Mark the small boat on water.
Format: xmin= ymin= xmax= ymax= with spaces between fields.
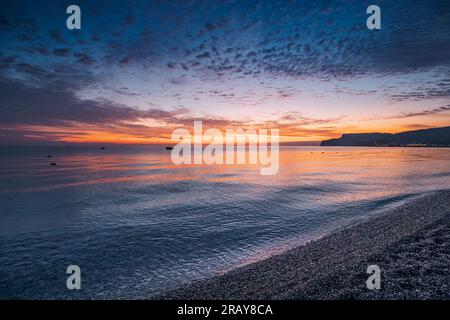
xmin=165 ymin=146 xmax=174 ymax=150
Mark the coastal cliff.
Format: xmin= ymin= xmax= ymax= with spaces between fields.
xmin=321 ymin=126 xmax=450 ymax=147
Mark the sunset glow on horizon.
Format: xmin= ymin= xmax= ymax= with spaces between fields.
xmin=1 ymin=0 xmax=449 ymax=145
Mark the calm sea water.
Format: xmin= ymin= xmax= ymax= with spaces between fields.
xmin=1 ymin=145 xmax=450 ymax=299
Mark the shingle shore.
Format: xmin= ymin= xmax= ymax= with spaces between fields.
xmin=160 ymin=190 xmax=450 ymax=299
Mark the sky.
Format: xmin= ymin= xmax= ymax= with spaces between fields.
xmin=0 ymin=0 xmax=449 ymax=145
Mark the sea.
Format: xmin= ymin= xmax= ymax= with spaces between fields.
xmin=1 ymin=145 xmax=450 ymax=298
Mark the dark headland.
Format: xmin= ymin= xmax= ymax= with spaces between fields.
xmin=160 ymin=191 xmax=450 ymax=299
xmin=321 ymin=126 xmax=450 ymax=147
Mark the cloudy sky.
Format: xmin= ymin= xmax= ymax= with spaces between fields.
xmin=1 ymin=0 xmax=449 ymax=144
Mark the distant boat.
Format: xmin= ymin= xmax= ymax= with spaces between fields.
xmin=100 ymin=147 xmax=106 ymax=150
xmin=50 ymin=162 xmax=57 ymax=166
xmin=165 ymin=146 xmax=174 ymax=150
xmin=47 ymin=155 xmax=52 ymax=158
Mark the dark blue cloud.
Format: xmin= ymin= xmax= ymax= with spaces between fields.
xmin=2 ymin=0 xmax=449 ymax=78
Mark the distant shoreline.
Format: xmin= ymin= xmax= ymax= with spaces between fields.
xmin=320 ymin=145 xmax=450 ymax=148
xmin=161 ymin=190 xmax=450 ymax=299
xmin=320 ymin=126 xmax=450 ymax=147
xmin=1 ymin=144 xmax=450 ymax=149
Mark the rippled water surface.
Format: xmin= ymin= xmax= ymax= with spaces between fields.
xmin=1 ymin=146 xmax=450 ymax=298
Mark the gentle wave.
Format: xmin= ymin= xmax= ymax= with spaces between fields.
xmin=1 ymin=146 xmax=450 ymax=298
